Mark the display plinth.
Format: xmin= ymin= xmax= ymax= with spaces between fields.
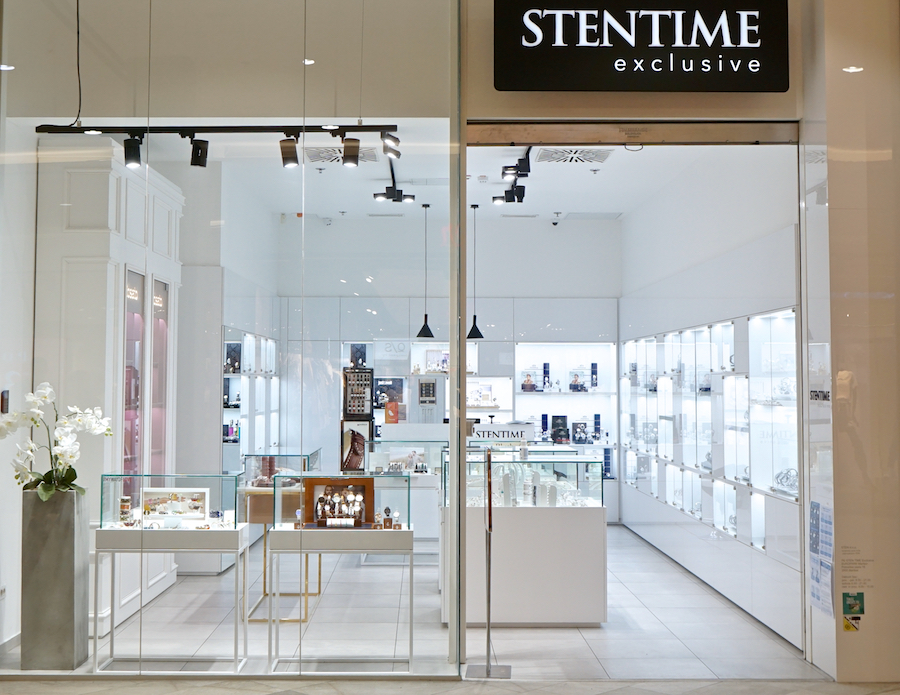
xmin=465 ymin=506 xmax=607 ymax=625
xmin=21 ymin=490 xmax=90 ymax=671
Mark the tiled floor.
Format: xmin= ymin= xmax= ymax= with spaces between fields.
xmin=0 ymin=525 xmax=828 ymax=681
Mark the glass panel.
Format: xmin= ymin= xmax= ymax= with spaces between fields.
xmin=150 ymin=280 xmax=169 ymax=476
xmin=124 ymin=271 xmax=145 ymax=489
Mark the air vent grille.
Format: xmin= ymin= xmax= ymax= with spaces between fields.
xmin=536 ymin=148 xmax=613 ymax=164
xmin=805 ymin=149 xmax=827 ymax=164
xmin=367 ymin=213 xmax=404 ymax=218
xmin=305 ymin=147 xmax=378 ymax=164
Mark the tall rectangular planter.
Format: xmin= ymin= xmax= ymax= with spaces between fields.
xmin=21 ymin=489 xmax=89 ymax=670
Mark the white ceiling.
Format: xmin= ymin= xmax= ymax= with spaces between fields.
xmin=27 ymin=116 xmax=735 ymax=223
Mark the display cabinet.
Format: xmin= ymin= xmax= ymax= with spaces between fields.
xmin=620 ymin=309 xmax=799 ymax=551
xmin=272 ymin=473 xmax=411 ymax=529
xmin=366 ymin=439 xmax=445 ymax=473
xmin=462 ymin=456 xmax=605 ymax=508
xmin=100 ymin=473 xmax=243 ymax=530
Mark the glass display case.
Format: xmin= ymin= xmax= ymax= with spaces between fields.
xmin=272 ymin=473 xmax=411 ymax=529
xmin=100 ymin=473 xmax=243 ymax=530
xmin=749 ymin=310 xmax=799 ymax=499
xmin=619 ymin=309 xmax=799 ymax=557
xmin=366 ymin=440 xmax=445 ymax=473
xmin=463 ymin=457 xmax=604 ymax=508
xmin=243 ymin=450 xmax=323 ymax=484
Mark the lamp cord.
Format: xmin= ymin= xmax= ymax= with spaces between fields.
xmin=66 ymin=0 xmax=82 ymax=127
xmin=423 ymin=205 xmax=428 ymax=310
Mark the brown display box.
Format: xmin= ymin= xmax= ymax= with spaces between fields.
xmin=302 ymin=476 xmax=375 ymax=524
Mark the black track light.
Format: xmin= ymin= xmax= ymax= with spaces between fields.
xmin=342 ymin=137 xmax=360 ymax=167
xmin=504 ymin=189 xmax=515 ymax=203
xmin=383 ymin=142 xmax=401 ymax=159
xmin=124 ymin=137 xmax=142 ymax=169
xmin=280 ymin=138 xmax=299 ymax=168
xmin=402 ymin=193 xmax=415 ymax=203
xmin=516 ymin=155 xmax=531 ymax=178
xmin=502 ymin=165 xmax=517 ymax=181
xmin=514 ymin=185 xmax=525 ymax=203
xmin=374 ymin=191 xmax=388 ymax=201
xmin=190 ymin=138 xmax=209 ymax=167
xmin=492 ymin=195 xmax=505 ymax=205
xmin=381 ymin=132 xmax=400 ymax=147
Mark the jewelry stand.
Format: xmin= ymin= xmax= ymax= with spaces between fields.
xmin=466 ymin=449 xmax=511 ymax=679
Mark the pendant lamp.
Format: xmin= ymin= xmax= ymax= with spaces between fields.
xmin=416 ymin=204 xmax=434 ymax=338
xmin=467 ymin=204 xmax=484 ymax=340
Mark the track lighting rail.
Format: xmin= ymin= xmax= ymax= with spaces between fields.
xmin=35 ymin=124 xmax=399 ymax=139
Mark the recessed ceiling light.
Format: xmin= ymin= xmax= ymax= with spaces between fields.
xmin=843 ymin=66 xmax=864 ymax=73
xmin=0 ymin=65 xmax=15 ymax=71
xmin=303 ymin=58 xmax=315 ymax=65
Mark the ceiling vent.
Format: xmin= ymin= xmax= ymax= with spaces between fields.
xmin=305 ymin=147 xmax=378 ymax=164
xmin=367 ymin=213 xmax=404 ymax=218
xmin=565 ymin=212 xmax=622 ymax=220
xmin=805 ymin=149 xmax=827 ymax=165
xmin=500 ymin=213 xmax=539 ymax=218
xmin=536 ymin=148 xmax=613 ymax=164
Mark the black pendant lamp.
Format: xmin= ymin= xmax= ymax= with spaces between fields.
xmin=467 ymin=204 xmax=484 ymax=340
xmin=416 ymin=204 xmax=434 ymax=338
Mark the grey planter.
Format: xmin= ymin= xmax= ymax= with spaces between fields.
xmin=21 ymin=489 xmax=89 ymax=670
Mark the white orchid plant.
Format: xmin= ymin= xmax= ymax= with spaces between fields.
xmin=0 ymin=382 xmax=112 ymax=501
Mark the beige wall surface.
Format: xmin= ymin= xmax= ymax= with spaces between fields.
xmin=4 ymin=0 xmax=454 ymax=119
xmin=465 ymin=0 xmax=804 ymax=121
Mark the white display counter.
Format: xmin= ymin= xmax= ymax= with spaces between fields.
xmin=465 ymin=506 xmax=607 ymax=626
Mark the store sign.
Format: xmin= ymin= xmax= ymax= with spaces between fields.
xmin=494 ymin=0 xmax=789 ymax=92
xmin=471 ymin=424 xmax=531 ymax=440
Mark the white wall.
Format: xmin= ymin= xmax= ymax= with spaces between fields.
xmin=619 ymin=145 xmax=799 ymax=339
xmin=0 ymin=118 xmax=37 ymax=651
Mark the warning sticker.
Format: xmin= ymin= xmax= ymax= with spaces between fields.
xmin=843 ymin=616 xmax=861 ymax=631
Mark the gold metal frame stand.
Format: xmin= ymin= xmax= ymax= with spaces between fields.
xmin=244 ymin=525 xmax=322 ymax=623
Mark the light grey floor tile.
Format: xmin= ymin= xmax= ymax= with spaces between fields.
xmin=646 ymin=607 xmax=753 ymax=625
xmin=681 ymin=638 xmax=798 ymax=660
xmin=498 ymin=659 xmax=611 ymax=680
xmin=663 ymin=620 xmax=772 ymax=641
xmin=600 ymin=657 xmax=717 ymax=679
xmin=588 ymin=638 xmax=696 ymax=659
xmin=637 ymin=594 xmax=730 ymax=610
xmin=490 ymin=638 xmax=597 ymax=661
xmin=700 ymin=657 xmax=830 ymax=679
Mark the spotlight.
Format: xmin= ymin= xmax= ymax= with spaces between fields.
xmin=124 ymin=137 xmax=142 ymax=169
xmin=322 ymin=124 xmax=339 ymax=131
xmin=383 ymin=142 xmax=401 ymax=159
xmin=84 ymin=129 xmax=102 ymax=135
xmin=393 ymin=188 xmax=404 ymax=202
xmin=190 ymin=138 xmax=209 ymax=167
xmin=0 ymin=64 xmax=14 ymax=71
xmin=502 ymin=165 xmax=517 ymax=181
xmin=381 ymin=132 xmax=400 ymax=147
xmin=504 ymin=189 xmax=515 ymax=203
xmin=516 ymin=156 xmax=530 ymax=177
xmin=303 ymin=58 xmax=315 ymax=65
xmin=402 ymin=194 xmax=415 ymax=203
xmin=342 ymin=137 xmax=360 ymax=167
xmin=492 ymin=195 xmax=505 ymax=205
xmin=374 ymin=191 xmax=388 ymax=201
xmin=280 ymin=137 xmax=299 ymax=168
xmin=514 ymin=185 xmax=525 ymax=203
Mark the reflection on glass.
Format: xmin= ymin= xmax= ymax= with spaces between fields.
xmin=150 ymin=280 xmax=168 ymax=476
xmin=124 ymin=271 xmax=145 ymax=490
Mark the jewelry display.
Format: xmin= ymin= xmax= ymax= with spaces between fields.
xmin=774 ymin=468 xmax=799 ymax=493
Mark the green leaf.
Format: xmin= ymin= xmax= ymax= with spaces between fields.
xmin=70 ymin=483 xmax=86 ymax=496
xmin=22 ymin=480 xmax=39 ymax=491
xmin=36 ymin=482 xmax=56 ymax=501
xmin=42 ymin=470 xmax=55 ymax=485
xmin=62 ymin=466 xmax=77 ymax=485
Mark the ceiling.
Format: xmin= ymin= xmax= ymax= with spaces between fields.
xmin=26 ymin=116 xmax=749 ymax=223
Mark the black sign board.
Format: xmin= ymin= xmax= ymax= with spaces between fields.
xmin=494 ymin=0 xmax=789 ymax=92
